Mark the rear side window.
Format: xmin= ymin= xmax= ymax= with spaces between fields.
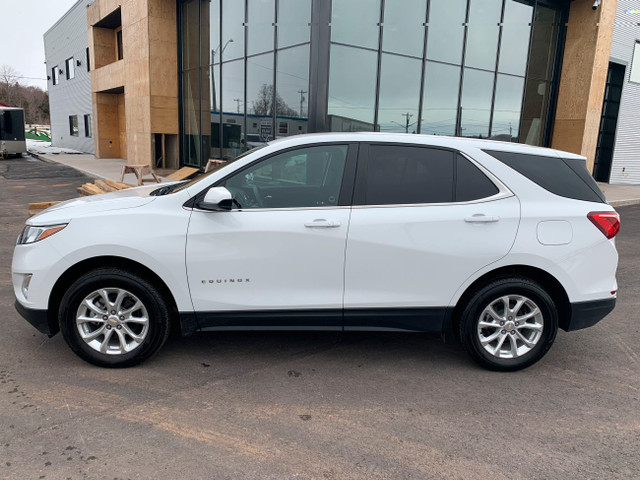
xmin=483 ymin=150 xmax=605 ymax=203
xmin=364 ymin=145 xmax=454 ymax=205
xmin=455 ymin=154 xmax=499 ymax=201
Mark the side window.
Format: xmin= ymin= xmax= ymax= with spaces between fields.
xmin=224 ymin=145 xmax=348 ymax=209
xmin=364 ymin=145 xmax=454 ymax=205
xmin=455 ymin=154 xmax=499 ymax=201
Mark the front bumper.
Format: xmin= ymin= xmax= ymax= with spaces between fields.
xmin=561 ymin=297 xmax=616 ymax=332
xmin=14 ymin=300 xmax=57 ymax=336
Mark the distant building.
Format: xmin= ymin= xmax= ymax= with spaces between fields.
xmin=593 ymin=0 xmax=640 ymax=184
xmin=44 ymin=0 xmax=94 ymax=154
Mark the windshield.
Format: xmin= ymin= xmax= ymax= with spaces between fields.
xmin=169 ymin=146 xmax=267 ymax=195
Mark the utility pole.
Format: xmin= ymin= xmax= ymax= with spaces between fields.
xmin=298 ymin=89 xmax=307 ymax=118
xmin=234 ymin=98 xmax=242 ymax=113
xmin=401 ymin=112 xmax=413 ymax=133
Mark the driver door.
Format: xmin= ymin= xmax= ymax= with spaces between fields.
xmin=185 ymin=143 xmax=356 ymax=329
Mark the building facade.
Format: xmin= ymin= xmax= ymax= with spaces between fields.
xmin=592 ymin=0 xmax=640 ymax=184
xmin=44 ymin=0 xmax=94 ymax=154
xmin=80 ymin=0 xmax=618 ymax=178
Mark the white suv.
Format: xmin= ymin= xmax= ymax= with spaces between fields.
xmin=12 ymin=133 xmax=619 ymax=370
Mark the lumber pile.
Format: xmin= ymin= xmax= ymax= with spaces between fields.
xmin=166 ymin=166 xmax=199 ymax=181
xmin=77 ymin=179 xmax=131 ymax=196
xmin=28 ymin=201 xmax=63 ymax=217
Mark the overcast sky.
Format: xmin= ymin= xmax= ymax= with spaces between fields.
xmin=1 ymin=0 xmax=79 ymax=90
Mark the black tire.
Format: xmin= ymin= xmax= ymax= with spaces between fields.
xmin=59 ymin=268 xmax=171 ymax=368
xmin=459 ymin=277 xmax=558 ymax=371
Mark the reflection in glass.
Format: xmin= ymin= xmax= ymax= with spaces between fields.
xmin=247 ymin=0 xmax=275 ymax=56
xmin=382 ymin=0 xmax=426 ymax=58
xmin=527 ymin=5 xmax=560 ymax=80
xmin=465 ymin=0 xmax=502 ymax=71
xmin=276 ymin=45 xmax=310 ymax=136
xmin=499 ymin=0 xmax=533 ymax=76
xmin=247 ymin=53 xmax=275 ymax=144
xmin=221 ymin=59 xmax=245 ymax=158
xmin=221 ymin=0 xmax=244 ymax=62
xmin=460 ymin=68 xmax=494 ymax=138
xmin=422 ymin=62 xmax=461 ymax=136
xmin=182 ymin=0 xmax=200 ymax=70
xmin=278 ymin=0 xmax=311 ymax=48
xmin=331 ymin=0 xmax=381 ymax=50
xmin=377 ymin=54 xmax=421 ymax=133
xmin=210 ymin=63 xmax=222 ymax=158
xmin=491 ymin=74 xmax=525 ymax=142
xmin=207 ymin=0 xmax=220 ymax=66
xmin=182 ymin=69 xmax=201 ymax=166
xmin=426 ymin=0 xmax=466 ymax=65
xmin=328 ymin=44 xmax=377 ymax=130
xmin=520 ymin=79 xmax=549 ymax=146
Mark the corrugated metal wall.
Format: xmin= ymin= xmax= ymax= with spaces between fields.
xmin=43 ymin=0 xmax=94 ymax=154
xmin=609 ymin=0 xmax=640 ymax=184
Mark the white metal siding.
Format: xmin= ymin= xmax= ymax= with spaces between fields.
xmin=43 ymin=0 xmax=94 ymax=154
xmin=609 ymin=0 xmax=640 ymax=184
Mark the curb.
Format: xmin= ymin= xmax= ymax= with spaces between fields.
xmin=609 ymin=199 xmax=640 ymax=208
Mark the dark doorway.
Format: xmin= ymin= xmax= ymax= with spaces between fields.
xmin=593 ymin=62 xmax=625 ymax=182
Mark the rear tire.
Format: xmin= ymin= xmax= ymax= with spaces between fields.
xmin=59 ymin=268 xmax=171 ymax=368
xmin=459 ymin=277 xmax=558 ymax=371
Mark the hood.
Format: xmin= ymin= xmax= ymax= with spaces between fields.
xmin=28 ymin=184 xmax=162 ymax=225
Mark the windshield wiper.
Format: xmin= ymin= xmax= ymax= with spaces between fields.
xmin=150 ymin=181 xmax=187 ymax=196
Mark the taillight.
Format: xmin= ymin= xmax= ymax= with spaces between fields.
xmin=588 ymin=211 xmax=620 ymax=239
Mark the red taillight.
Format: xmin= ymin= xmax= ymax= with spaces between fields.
xmin=588 ymin=211 xmax=620 ymax=239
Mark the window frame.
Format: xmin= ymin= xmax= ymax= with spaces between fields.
xmin=629 ymin=41 xmax=640 ymax=84
xmin=352 ymin=142 xmax=511 ymax=207
xmin=52 ymin=66 xmax=59 ymax=85
xmin=84 ymin=114 xmax=92 ymax=138
xmin=65 ymin=57 xmax=75 ymax=80
xmin=69 ymin=115 xmax=79 ymax=137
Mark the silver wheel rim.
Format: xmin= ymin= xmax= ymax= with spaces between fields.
xmin=477 ymin=294 xmax=544 ymax=359
xmin=76 ymin=288 xmax=149 ymax=355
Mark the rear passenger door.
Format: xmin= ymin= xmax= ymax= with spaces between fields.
xmin=343 ymin=144 xmax=520 ymax=331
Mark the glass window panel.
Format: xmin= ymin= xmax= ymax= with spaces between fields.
xmin=206 ymin=0 xmax=220 ymax=66
xmin=491 ymin=74 xmax=524 ymax=142
xmin=630 ymin=42 xmax=640 ymax=83
xmin=210 ymin=63 xmax=222 ymax=158
xmin=499 ymin=0 xmax=533 ymax=76
xmin=465 ymin=0 xmax=502 ymax=71
xmin=365 ymin=146 xmax=454 ymax=205
xmin=278 ymin=0 xmax=311 ymax=48
xmin=460 ymin=68 xmax=494 ymax=138
xmin=328 ymin=44 xmax=377 ymax=130
xmin=221 ymin=0 xmax=245 ymax=62
xmin=200 ymin=67 xmax=213 ymax=164
xmin=331 ymin=0 xmax=381 ymax=50
xmin=182 ymin=68 xmax=201 ymax=166
xmin=526 ymin=5 xmax=560 ymax=80
xmin=276 ymin=45 xmax=310 ymax=136
xmin=182 ymin=0 xmax=200 ymax=70
xmin=422 ymin=62 xmax=461 ymax=136
xmin=382 ymin=0 xmax=427 ymax=58
xmin=247 ymin=52 xmax=275 ymax=145
xmin=520 ymin=79 xmax=549 ymax=146
xmin=377 ymin=54 xmax=421 ymax=133
xmin=224 ymin=145 xmax=348 ymax=209
xmin=248 ymin=0 xmax=275 ymax=56
xmin=455 ymin=154 xmax=499 ymax=201
xmin=426 ymin=0 xmax=466 ymax=65
xmin=221 ymin=59 xmax=245 ymax=158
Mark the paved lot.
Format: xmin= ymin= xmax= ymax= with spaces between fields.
xmin=1 ymin=156 xmax=639 ymax=479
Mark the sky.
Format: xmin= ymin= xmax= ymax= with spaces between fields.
xmin=0 ymin=0 xmax=80 ymax=90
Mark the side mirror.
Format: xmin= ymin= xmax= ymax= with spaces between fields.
xmin=198 ymin=186 xmax=233 ymax=211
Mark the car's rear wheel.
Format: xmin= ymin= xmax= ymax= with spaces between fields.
xmin=459 ymin=277 xmax=558 ymax=371
xmin=59 ymin=268 xmax=170 ymax=367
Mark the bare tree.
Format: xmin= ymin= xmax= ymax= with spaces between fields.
xmin=0 ymin=65 xmax=49 ymax=124
xmin=0 ymin=64 xmax=19 ymax=105
xmin=251 ymin=84 xmax=299 ymax=118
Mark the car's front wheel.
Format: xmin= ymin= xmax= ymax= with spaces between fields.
xmin=459 ymin=277 xmax=558 ymax=371
xmin=59 ymin=268 xmax=171 ymax=367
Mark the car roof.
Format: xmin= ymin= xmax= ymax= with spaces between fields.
xmin=267 ymin=132 xmax=585 ymax=160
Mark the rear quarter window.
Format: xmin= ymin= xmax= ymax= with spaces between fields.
xmin=483 ymin=150 xmax=606 ymax=204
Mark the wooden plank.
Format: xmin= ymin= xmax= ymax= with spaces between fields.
xmin=77 ymin=186 xmax=93 ymax=196
xmin=104 ymin=179 xmax=132 ymax=190
xmin=81 ymin=183 xmax=105 ymax=196
xmin=28 ymin=201 xmax=62 ymax=210
xmin=166 ymin=166 xmax=199 ymax=181
xmin=94 ymin=179 xmax=117 ymax=193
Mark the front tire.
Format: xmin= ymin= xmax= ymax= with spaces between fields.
xmin=459 ymin=277 xmax=558 ymax=371
xmin=59 ymin=268 xmax=171 ymax=367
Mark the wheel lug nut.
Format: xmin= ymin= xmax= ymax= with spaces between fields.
xmin=508 ymin=316 xmax=513 ymax=320
xmin=510 ymin=330 xmax=515 ymax=335
xmin=116 ymin=325 xmax=122 ymax=330
xmin=111 ymin=311 xmax=116 ymax=315
xmin=119 ymin=316 xmax=124 ymax=321
xmin=106 ymin=325 xmax=112 ymax=330
xmin=501 ymin=330 xmax=506 ymax=334
xmin=500 ymin=321 xmax=505 ymax=326
xmin=103 ymin=315 xmax=107 ymax=320
xmin=515 ymin=322 xmax=519 ymax=326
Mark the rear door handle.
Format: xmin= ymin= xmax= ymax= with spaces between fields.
xmin=464 ymin=214 xmax=500 ymax=223
xmin=304 ymin=219 xmax=341 ymax=228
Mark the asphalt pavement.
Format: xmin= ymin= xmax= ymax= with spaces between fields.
xmin=1 ymin=155 xmax=639 ymax=479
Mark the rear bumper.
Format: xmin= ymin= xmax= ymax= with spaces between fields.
xmin=14 ymin=300 xmax=57 ymax=336
xmin=562 ymin=298 xmax=616 ymax=332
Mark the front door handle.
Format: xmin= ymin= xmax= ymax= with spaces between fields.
xmin=464 ymin=214 xmax=500 ymax=223
xmin=304 ymin=219 xmax=341 ymax=228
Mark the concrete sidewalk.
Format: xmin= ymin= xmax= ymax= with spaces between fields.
xmin=28 ymin=151 xmax=640 ymax=207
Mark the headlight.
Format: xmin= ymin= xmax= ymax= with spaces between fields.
xmin=17 ymin=224 xmax=67 ymax=245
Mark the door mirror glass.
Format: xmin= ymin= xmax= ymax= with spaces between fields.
xmin=199 ymin=186 xmax=233 ymax=211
